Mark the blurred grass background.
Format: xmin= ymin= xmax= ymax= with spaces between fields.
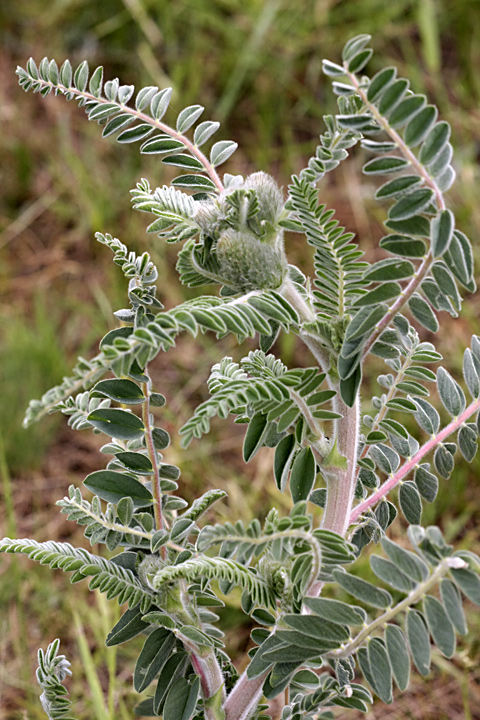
xmin=1 ymin=0 xmax=480 ymax=718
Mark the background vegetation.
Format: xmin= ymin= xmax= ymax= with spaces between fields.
xmin=1 ymin=1 xmax=480 ymax=718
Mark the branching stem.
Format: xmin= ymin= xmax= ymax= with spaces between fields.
xmin=350 ymin=396 xmax=480 ymax=523
xmin=141 ymin=374 xmax=167 ymax=549
xmin=321 ymin=393 xmax=360 ymax=538
xmin=356 ymin=345 xmax=415 ymax=472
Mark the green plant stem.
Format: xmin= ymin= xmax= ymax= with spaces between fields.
xmin=331 ymin=556 xmax=465 ymax=659
xmin=141 ymin=376 xmax=166 ymax=547
xmin=281 ymin=278 xmax=361 ymax=540
xmin=321 ymin=393 xmax=360 ymax=538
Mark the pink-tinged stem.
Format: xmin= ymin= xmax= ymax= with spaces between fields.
xmin=189 ymin=651 xmax=225 ymax=719
xmin=350 ymin=396 xmax=480 ymax=524
xmin=321 ymin=394 xmax=361 ymax=537
xmin=224 ymin=671 xmax=269 ymax=720
xmin=361 ymin=255 xmax=432 ymax=359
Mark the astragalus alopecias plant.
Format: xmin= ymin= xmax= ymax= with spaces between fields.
xmin=3 ymin=34 xmax=480 ymax=720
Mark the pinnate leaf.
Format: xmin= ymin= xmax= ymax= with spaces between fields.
xmin=210 ymin=140 xmax=238 ymax=167
xmin=389 ymin=94 xmax=426 ymax=128
xmin=381 ymin=536 xmax=428 ymax=582
xmin=342 ymin=34 xmax=372 ymax=61
xmin=363 ymin=156 xmax=409 ymax=175
xmin=404 ymin=105 xmax=437 ymax=147
xmin=91 ymin=378 xmax=145 ymax=404
xmin=194 ymin=121 xmax=220 ymax=146
xmin=366 ymin=67 xmax=396 ymax=102
xmin=176 ymin=105 xmax=204 ymax=133
xmin=150 ymin=88 xmax=172 ymax=119
xmin=162 ymin=675 xmax=199 ymax=720
xmin=243 ymin=414 xmax=269 ymax=462
xmin=379 ymin=234 xmax=426 ymax=258
xmin=74 ymin=60 xmax=89 ymax=91
xmin=388 ymin=188 xmax=434 ymax=221
xmin=303 ymin=597 xmax=366 ymax=625
xmin=348 ymin=48 xmax=373 ymax=73
xmin=353 ymin=282 xmax=401 ymax=307
xmin=440 ymin=579 xmax=467 ymax=635
xmin=450 ymin=566 xmax=480 ymax=605
xmin=414 ymin=465 xmax=438 ymax=502
xmin=370 ymin=556 xmax=413 ymax=593
xmin=117 ymin=124 xmax=154 ymax=144
xmin=106 ymin=606 xmax=149 ymax=647
xmin=437 ymin=367 xmax=465 ymax=417
xmin=375 ymin=175 xmax=422 ymax=199
xmin=408 ymin=294 xmax=439 ymax=333
xmin=431 ymin=210 xmax=454 ymax=258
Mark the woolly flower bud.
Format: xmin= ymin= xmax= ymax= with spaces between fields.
xmin=137 ymin=553 xmax=165 ymax=590
xmin=244 ymin=171 xmax=284 ymax=225
xmin=193 ymin=200 xmax=221 ymax=234
xmin=216 ymin=228 xmax=287 ymax=292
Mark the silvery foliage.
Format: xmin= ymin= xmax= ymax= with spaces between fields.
xmin=2 ymin=34 xmax=480 ymax=720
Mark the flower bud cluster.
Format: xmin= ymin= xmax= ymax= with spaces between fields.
xmin=194 ymin=171 xmax=288 ymax=292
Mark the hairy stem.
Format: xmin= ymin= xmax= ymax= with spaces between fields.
xmin=281 ymin=277 xmax=361 ymax=600
xmin=362 ymin=256 xmax=433 ymax=358
xmin=224 ymin=671 xmax=268 ymax=720
xmin=350 ymin=396 xmax=480 ymax=523
xmin=224 ymin=281 xmax=339 ymax=719
xmin=188 ymin=649 xmax=225 ymax=719
xmin=141 ymin=376 xmax=166 ymax=549
xmin=321 ymin=393 xmax=361 ymax=537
